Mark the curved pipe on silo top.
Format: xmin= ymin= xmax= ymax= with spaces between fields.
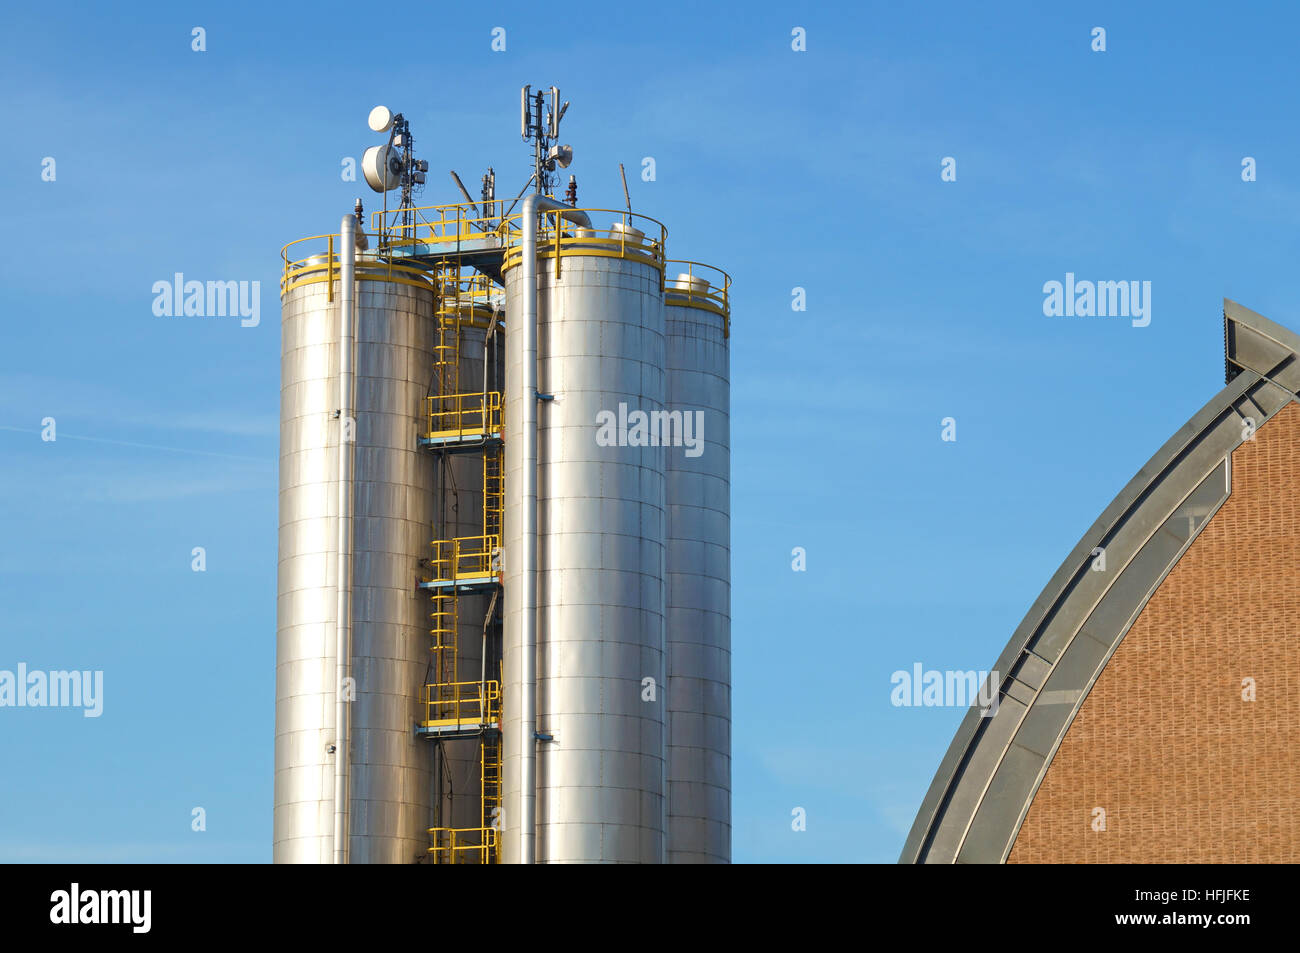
xmin=664 ymin=272 xmax=731 ymax=863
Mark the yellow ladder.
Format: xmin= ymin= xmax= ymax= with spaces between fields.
xmin=480 ymin=727 xmax=502 ymax=864
xmin=483 ymin=447 xmax=504 ymax=542
xmin=433 ymin=266 xmax=462 ymax=421
xmin=426 ymin=681 xmax=502 ymax=864
xmin=424 ymin=263 xmax=505 ymax=865
xmin=429 ymin=595 xmax=458 ymax=711
xmin=428 ymin=539 xmax=459 ymax=714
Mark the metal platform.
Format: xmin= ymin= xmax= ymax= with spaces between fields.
xmin=418 ymin=574 xmax=499 ymax=594
xmin=382 ymin=235 xmax=505 ymax=283
xmin=418 ymin=432 xmax=503 ymax=452
xmin=417 ymin=720 xmax=502 ymax=739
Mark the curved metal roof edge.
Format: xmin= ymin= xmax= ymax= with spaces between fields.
xmin=1224 ymin=297 xmax=1300 ymax=382
xmin=900 ymin=300 xmax=1300 ymax=864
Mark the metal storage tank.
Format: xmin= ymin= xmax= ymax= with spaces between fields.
xmin=501 ymin=215 xmax=669 ymax=863
xmin=663 ymin=268 xmax=732 ymax=863
xmin=275 ymin=242 xmax=437 ymax=863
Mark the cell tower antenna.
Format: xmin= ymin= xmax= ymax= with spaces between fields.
xmin=520 ymin=84 xmax=573 ymax=197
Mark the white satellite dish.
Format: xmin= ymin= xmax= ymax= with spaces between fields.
xmin=362 ymin=144 xmax=402 ymax=192
xmin=368 ymin=105 xmax=394 ymax=133
xmin=547 ymin=143 xmax=574 ymax=169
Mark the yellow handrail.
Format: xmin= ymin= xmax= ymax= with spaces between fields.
xmin=426 ymin=826 xmax=498 ymax=863
xmin=425 ymin=391 xmax=502 ymax=439
xmin=372 ymin=199 xmax=512 ymax=248
xmin=665 ymin=259 xmax=732 ymax=335
xmin=280 ymin=232 xmax=435 ymax=296
xmin=499 ymin=206 xmax=668 ymax=276
xmin=287 ymin=202 xmax=675 ymax=297
xmin=427 ymin=535 xmax=501 ymax=583
xmin=421 ymin=679 xmax=501 ymax=727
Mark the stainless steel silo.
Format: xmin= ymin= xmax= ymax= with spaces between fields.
xmin=276 ymin=238 xmax=437 ymax=864
xmin=664 ymin=269 xmax=731 ymax=863
xmin=501 ymin=209 xmax=668 ymax=863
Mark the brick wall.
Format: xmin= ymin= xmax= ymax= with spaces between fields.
xmin=1009 ymin=400 xmax=1300 ymax=863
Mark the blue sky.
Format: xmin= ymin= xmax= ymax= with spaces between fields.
xmin=3 ymin=1 xmax=1300 ymax=862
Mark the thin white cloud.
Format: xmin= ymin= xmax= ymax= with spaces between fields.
xmin=0 ymin=433 xmax=272 ymax=504
xmin=0 ymin=426 xmax=271 ymax=463
xmin=0 ymin=374 xmax=276 ymax=439
xmin=0 ymin=842 xmax=263 ymax=862
xmin=80 ymin=472 xmax=270 ymax=504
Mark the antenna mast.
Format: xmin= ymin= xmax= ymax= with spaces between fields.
xmin=521 ymin=85 xmax=572 ymax=196
xmin=618 ymin=163 xmax=632 ymax=215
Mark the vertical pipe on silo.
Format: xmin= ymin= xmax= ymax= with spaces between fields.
xmin=518 ymin=196 xmax=540 ymax=865
xmin=514 ymin=195 xmax=592 ymax=864
xmin=333 ymin=214 xmax=356 ymax=864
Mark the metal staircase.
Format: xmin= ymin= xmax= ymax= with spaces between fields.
xmin=418 ymin=262 xmax=506 ymax=863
